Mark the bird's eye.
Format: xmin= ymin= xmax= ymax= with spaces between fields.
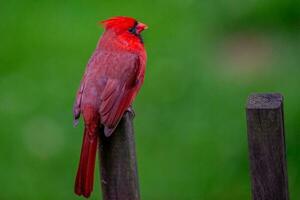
xmin=128 ymin=21 xmax=138 ymax=35
xmin=128 ymin=27 xmax=136 ymax=34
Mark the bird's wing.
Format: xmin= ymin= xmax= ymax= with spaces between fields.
xmin=99 ymin=52 xmax=143 ymax=136
xmin=73 ymin=50 xmax=99 ymax=126
xmin=73 ymin=71 xmax=87 ymax=126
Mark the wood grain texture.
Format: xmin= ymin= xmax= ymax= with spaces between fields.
xmin=246 ymin=93 xmax=289 ymax=200
xmin=99 ymin=112 xmax=140 ymax=200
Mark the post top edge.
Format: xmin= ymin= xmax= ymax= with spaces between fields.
xmin=247 ymin=93 xmax=283 ymax=109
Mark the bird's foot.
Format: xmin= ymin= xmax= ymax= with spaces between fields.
xmin=126 ymin=106 xmax=135 ymax=118
xmin=73 ymin=118 xmax=79 ymax=127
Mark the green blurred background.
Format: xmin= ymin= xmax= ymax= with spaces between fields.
xmin=1 ymin=0 xmax=300 ymax=199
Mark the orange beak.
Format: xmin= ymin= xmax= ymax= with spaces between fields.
xmin=135 ymin=22 xmax=148 ymax=34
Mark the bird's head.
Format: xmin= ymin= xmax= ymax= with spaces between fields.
xmin=100 ymin=16 xmax=148 ymax=36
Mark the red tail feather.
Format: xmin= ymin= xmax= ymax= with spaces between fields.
xmin=75 ymin=127 xmax=98 ymax=198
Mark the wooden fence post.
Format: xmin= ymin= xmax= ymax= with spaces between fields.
xmin=99 ymin=112 xmax=140 ymax=200
xmin=246 ymin=93 xmax=289 ymax=200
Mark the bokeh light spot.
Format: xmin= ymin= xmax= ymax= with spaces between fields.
xmin=22 ymin=117 xmax=64 ymax=159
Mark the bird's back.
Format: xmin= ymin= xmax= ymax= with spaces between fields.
xmin=80 ymin=31 xmax=146 ymax=131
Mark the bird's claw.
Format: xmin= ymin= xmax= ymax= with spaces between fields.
xmin=73 ymin=118 xmax=79 ymax=127
xmin=126 ymin=106 xmax=135 ymax=118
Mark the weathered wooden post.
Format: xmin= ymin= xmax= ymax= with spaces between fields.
xmin=99 ymin=112 xmax=140 ymax=200
xmin=246 ymin=93 xmax=289 ymax=200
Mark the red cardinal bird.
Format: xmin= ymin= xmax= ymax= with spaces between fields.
xmin=73 ymin=16 xmax=147 ymax=198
